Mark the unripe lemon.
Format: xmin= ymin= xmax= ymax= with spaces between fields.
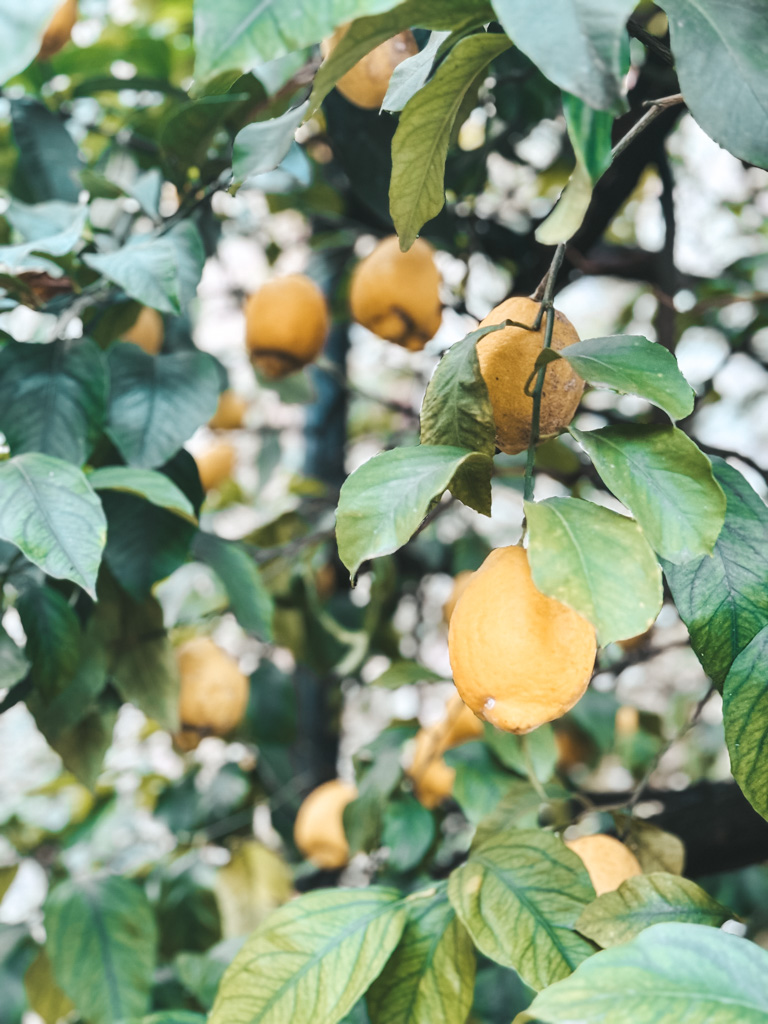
xmin=349 ymin=235 xmax=442 ymax=351
xmin=196 ymin=442 xmax=236 ymax=492
xmin=245 ymin=275 xmax=329 ymax=379
xmin=448 ymin=546 xmax=596 ymax=733
xmin=477 ymin=296 xmax=584 ymax=454
xmin=565 ymin=834 xmax=643 ymax=895
xmin=177 ymin=637 xmax=249 ymax=738
xmin=209 ymin=391 xmax=248 ymax=430
xmin=38 ymin=0 xmax=77 ymax=60
xmin=121 ymin=307 xmax=164 ymax=355
xmin=321 ymin=28 xmax=419 ymax=110
xmin=407 ymin=695 xmax=483 ymax=808
xmin=294 ymin=779 xmax=357 ymax=869
xmin=443 ymin=570 xmax=474 ymax=625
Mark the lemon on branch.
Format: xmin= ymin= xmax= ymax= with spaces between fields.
xmin=294 ymin=779 xmax=357 ymax=869
xmin=245 ymin=274 xmax=329 ymax=379
xmin=175 ymin=637 xmax=249 ymax=749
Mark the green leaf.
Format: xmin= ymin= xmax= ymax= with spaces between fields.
xmin=382 ymin=30 xmax=450 ymax=112
xmin=525 ymin=496 xmax=663 ymax=645
xmin=490 ymin=0 xmax=636 ymax=112
xmin=83 ymin=222 xmax=205 ymax=315
xmin=336 ymin=446 xmax=492 ymax=578
xmin=448 ymin=828 xmax=595 ymax=990
xmin=161 ymin=94 xmax=250 ymax=184
xmin=380 ymin=796 xmax=435 ymax=873
xmin=723 ymin=624 xmax=768 ymax=821
xmin=0 ymin=0 xmax=61 ymax=86
xmin=612 ymin=816 xmax=685 ymax=876
xmin=560 ymin=335 xmax=695 ymax=421
xmin=106 ymin=343 xmax=221 ymax=468
xmin=570 ymin=425 xmax=726 ymax=564
xmin=192 ymin=532 xmax=274 ymax=641
xmin=535 ymin=156 xmax=595 ymax=245
xmin=367 ymin=886 xmax=475 ymax=1024
xmin=0 ymin=453 xmax=106 ymax=597
xmin=659 ymin=0 xmax=768 ymax=169
xmin=88 ymin=466 xmax=196 ymax=522
xmin=17 ymin=585 xmax=82 ymax=698
xmin=447 ymin=744 xmax=522 ymax=825
xmin=662 ymin=460 xmax=768 ymax=687
xmin=0 ymin=626 xmax=29 ymax=690
xmin=209 ymin=887 xmax=407 ymax=1024
xmin=369 ymin=660 xmax=444 ymax=688
xmin=11 ymin=99 xmax=84 ymax=203
xmin=575 ymin=873 xmax=733 ymax=948
xmin=515 ymin=922 xmax=768 ymax=1023
xmin=390 ymin=31 xmax=512 ymax=249
xmin=483 ymin=723 xmax=558 ymax=782
xmin=233 ymin=102 xmax=309 ymax=184
xmin=0 ymin=924 xmax=36 ymax=1024
xmin=0 ymin=200 xmax=87 ymax=272
xmin=0 ymin=339 xmax=108 ymax=465
xmin=45 ymin=877 xmax=157 ymax=1024
xmin=195 ymin=0 xmax=403 ymax=80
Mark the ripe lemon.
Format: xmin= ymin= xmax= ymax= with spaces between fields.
xmin=245 ymin=275 xmax=329 ymax=379
xmin=448 ymin=546 xmax=596 ymax=733
xmin=176 ymin=637 xmax=249 ymax=739
xmin=294 ymin=779 xmax=357 ymax=869
xmin=407 ymin=695 xmax=483 ymax=808
xmin=443 ymin=570 xmax=474 ymax=625
xmin=349 ymin=235 xmax=442 ymax=351
xmin=196 ymin=442 xmax=236 ymax=492
xmin=477 ymin=295 xmax=584 ymax=454
xmin=565 ymin=834 xmax=643 ymax=895
xmin=209 ymin=391 xmax=248 ymax=430
xmin=38 ymin=0 xmax=77 ymax=60
xmin=321 ymin=28 xmax=419 ymax=110
xmin=121 ymin=307 xmax=164 ymax=355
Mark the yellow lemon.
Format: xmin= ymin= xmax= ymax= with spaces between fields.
xmin=177 ymin=637 xmax=249 ymax=739
xmin=321 ymin=28 xmax=419 ymax=110
xmin=209 ymin=391 xmax=248 ymax=430
xmin=565 ymin=834 xmax=643 ymax=895
xmin=195 ymin=442 xmax=236 ymax=492
xmin=121 ymin=307 xmax=164 ymax=355
xmin=294 ymin=779 xmax=357 ymax=869
xmin=245 ymin=275 xmax=329 ymax=379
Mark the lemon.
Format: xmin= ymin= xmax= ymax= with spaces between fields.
xmin=245 ymin=274 xmax=329 ymax=379
xmin=321 ymin=28 xmax=419 ymax=110
xmin=294 ymin=779 xmax=357 ymax=869
xmin=176 ymin=637 xmax=249 ymax=739
xmin=196 ymin=442 xmax=236 ymax=492
xmin=565 ymin=834 xmax=643 ymax=895
xmin=121 ymin=307 xmax=164 ymax=355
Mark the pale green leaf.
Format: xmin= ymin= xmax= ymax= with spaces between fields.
xmin=336 ymin=446 xmax=492 ymax=578
xmin=380 ymin=797 xmax=435 ymax=873
xmin=0 ymin=201 xmax=86 ymax=272
xmin=0 ymin=0 xmax=61 ymax=86
xmin=83 ymin=222 xmax=205 ymax=315
xmin=515 ymin=922 xmax=768 ymax=1023
xmin=570 ymin=425 xmax=726 ymax=563
xmin=382 ymin=30 xmax=451 ymax=112
xmin=233 ymin=102 xmax=309 ymax=184
xmin=525 ymin=496 xmax=663 ymax=645
xmin=45 ymin=877 xmax=157 ymax=1024
xmin=0 ymin=453 xmax=106 ymax=597
xmin=660 ymin=0 xmax=768 ymax=169
xmin=193 ymin=531 xmax=274 ymax=641
xmin=88 ymin=466 xmax=196 ymax=522
xmin=390 ymin=31 xmax=512 ymax=249
xmin=369 ymin=660 xmax=444 ymax=688
xmin=448 ymin=828 xmax=595 ymax=990
xmin=563 ymin=92 xmax=614 ymax=182
xmin=209 ymin=887 xmax=407 ymax=1024
xmin=483 ymin=724 xmax=557 ymax=782
xmin=490 ymin=0 xmax=637 ymax=112
xmin=576 ymin=874 xmax=733 ymax=947
xmin=723 ymin=623 xmax=768 ymax=821
xmin=612 ymin=816 xmax=686 ymax=876
xmin=367 ymin=886 xmax=475 ymax=1024
xmin=662 ymin=459 xmax=768 ymax=687
xmin=106 ymin=344 xmax=221 ymax=469
xmin=535 ymin=160 xmax=594 ymax=245
xmin=560 ymin=335 xmax=695 ymax=421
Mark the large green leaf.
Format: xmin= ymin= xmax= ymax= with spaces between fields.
xmin=192 ymin=531 xmax=274 ymax=641
xmin=209 ymin=887 xmax=407 ymax=1024
xmin=0 ymin=625 xmax=28 ymax=690
xmin=0 ymin=200 xmax=87 ymax=272
xmin=308 ymin=0 xmax=492 ymax=110
xmin=575 ymin=874 xmax=733 ymax=948
xmin=490 ymin=0 xmax=636 ymax=111
xmin=45 ymin=877 xmax=157 ymax=1024
xmin=106 ymin=343 xmax=221 ymax=468
xmin=570 ymin=425 xmax=726 ymax=563
xmin=366 ymin=886 xmax=475 ymax=1024
xmin=17 ymin=585 xmax=82 ymax=699
xmin=84 ymin=222 xmax=205 ymax=315
xmin=525 ymin=496 xmax=663 ymax=645
xmin=448 ymin=829 xmax=595 ymax=991
xmin=194 ymin=0 xmax=403 ymax=80
xmin=0 ymin=339 xmax=108 ymax=465
xmin=0 ymin=0 xmax=61 ymax=86
xmin=336 ymin=446 xmax=492 ymax=578
xmin=515 ymin=922 xmax=768 ymax=1023
xmin=88 ymin=466 xmax=196 ymax=522
xmin=0 ymin=453 xmax=106 ymax=597
xmin=233 ymin=102 xmax=309 ymax=184
xmin=10 ymin=99 xmax=84 ymax=203
xmin=660 ymin=0 xmax=768 ymax=169
xmin=722 ymin=624 xmax=768 ymax=821
xmin=662 ymin=459 xmax=768 ymax=687
xmin=560 ymin=335 xmax=694 ymax=421
xmin=390 ymin=31 xmax=512 ymax=249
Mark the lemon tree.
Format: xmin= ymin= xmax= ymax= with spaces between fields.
xmin=0 ymin=2 xmax=767 ymax=1023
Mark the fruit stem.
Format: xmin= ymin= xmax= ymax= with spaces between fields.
xmin=523 ymin=243 xmax=566 ymax=503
